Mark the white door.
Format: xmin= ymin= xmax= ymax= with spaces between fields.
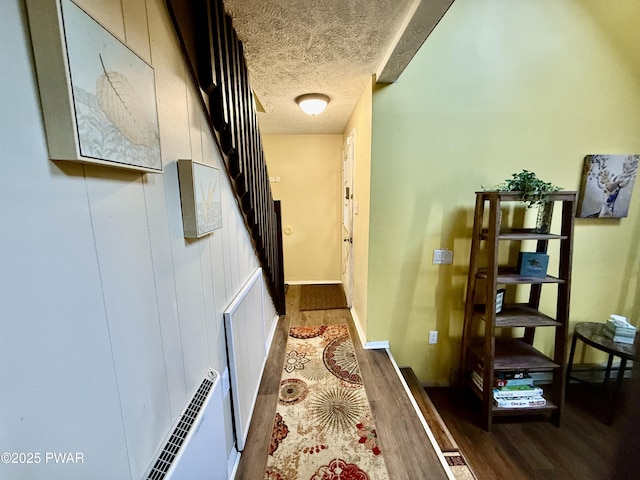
xmin=342 ymin=131 xmax=355 ymax=306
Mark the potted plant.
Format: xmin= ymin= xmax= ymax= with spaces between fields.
xmin=488 ymin=170 xmax=561 ymax=233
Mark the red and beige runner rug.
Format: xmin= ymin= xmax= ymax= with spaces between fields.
xmin=265 ymin=324 xmax=390 ymax=480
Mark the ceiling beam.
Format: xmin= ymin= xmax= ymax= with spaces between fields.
xmin=376 ymin=0 xmax=455 ymax=84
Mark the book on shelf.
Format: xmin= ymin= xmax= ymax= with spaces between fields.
xmin=496 ymin=371 xmax=527 ymax=380
xmin=493 ymin=387 xmax=543 ymax=399
xmin=471 ymin=370 xmax=536 ymax=390
xmin=495 ymin=375 xmax=534 ymax=388
xmin=496 ymin=383 xmax=538 ymax=391
xmin=517 ymin=252 xmax=549 ymax=278
xmin=528 ymin=371 xmax=552 ymax=384
xmin=494 ymin=395 xmax=546 ymax=409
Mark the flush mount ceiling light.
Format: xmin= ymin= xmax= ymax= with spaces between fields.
xmin=295 ymin=93 xmax=330 ymax=116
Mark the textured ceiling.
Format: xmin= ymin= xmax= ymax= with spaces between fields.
xmin=223 ymin=0 xmax=416 ymax=135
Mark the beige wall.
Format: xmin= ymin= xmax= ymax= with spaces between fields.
xmin=368 ymin=0 xmax=640 ymax=385
xmin=263 ymin=134 xmax=343 ymax=283
xmin=342 ymin=80 xmax=374 ymax=339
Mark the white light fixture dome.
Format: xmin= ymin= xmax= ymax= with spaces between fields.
xmin=295 ymin=93 xmax=330 ymax=116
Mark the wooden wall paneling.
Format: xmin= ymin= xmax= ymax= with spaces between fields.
xmin=122 ymin=0 xmax=152 ymax=64
xmin=141 ymin=173 xmax=188 ymax=419
xmin=151 ymin=0 xmax=202 ymax=421
xmin=83 ymin=167 xmax=172 ymax=478
xmin=199 ymin=237 xmax=221 ymax=371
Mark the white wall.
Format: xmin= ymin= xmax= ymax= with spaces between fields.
xmin=0 ymin=1 xmax=275 ymax=479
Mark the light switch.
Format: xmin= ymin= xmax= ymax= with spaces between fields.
xmin=433 ymin=249 xmax=453 ymax=264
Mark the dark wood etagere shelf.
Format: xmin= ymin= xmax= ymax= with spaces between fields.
xmin=459 ymin=191 xmax=576 ymax=431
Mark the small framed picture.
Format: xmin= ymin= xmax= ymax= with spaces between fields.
xmin=496 ymin=288 xmax=505 ymax=314
xmin=177 ymin=159 xmax=222 ymax=238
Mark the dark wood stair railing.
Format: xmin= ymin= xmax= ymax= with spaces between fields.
xmin=166 ymin=0 xmax=285 ymax=315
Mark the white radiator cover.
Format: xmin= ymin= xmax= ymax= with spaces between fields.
xmin=224 ymin=268 xmax=269 ymax=451
xmin=145 ymin=369 xmax=227 ymax=480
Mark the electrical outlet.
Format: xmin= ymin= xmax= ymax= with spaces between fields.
xmin=429 ymin=330 xmax=438 ymax=344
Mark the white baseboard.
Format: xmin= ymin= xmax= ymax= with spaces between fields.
xmin=350 ymin=308 xmax=366 ymax=348
xmin=265 ymin=313 xmax=279 ymax=351
xmin=365 ymin=340 xmax=390 ymax=350
xmin=350 ymin=307 xmax=389 ymax=350
xmin=349 ymin=307 xmax=389 ymax=350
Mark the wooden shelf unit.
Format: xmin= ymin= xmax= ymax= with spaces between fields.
xmin=460 ymin=190 xmax=576 ymax=431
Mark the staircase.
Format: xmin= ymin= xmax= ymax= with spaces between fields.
xmin=166 ymin=0 xmax=286 ymax=315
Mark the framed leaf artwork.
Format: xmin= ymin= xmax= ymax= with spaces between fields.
xmin=177 ymin=160 xmax=223 ymax=238
xmin=25 ymin=0 xmax=162 ymax=173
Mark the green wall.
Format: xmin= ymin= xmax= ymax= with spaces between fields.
xmin=369 ymin=0 xmax=640 ymax=384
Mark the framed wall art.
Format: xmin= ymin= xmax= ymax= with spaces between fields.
xmin=177 ymin=160 xmax=223 ymax=238
xmin=578 ymin=154 xmax=639 ymax=218
xmin=25 ymin=0 xmax=162 ymax=172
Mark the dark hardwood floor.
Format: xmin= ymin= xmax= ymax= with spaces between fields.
xmin=426 ymin=382 xmax=633 ymax=480
xmin=233 ymin=284 xmax=636 ymax=480
xmin=234 ymin=285 xmax=450 ymax=480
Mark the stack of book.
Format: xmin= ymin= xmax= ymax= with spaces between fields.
xmin=472 ymin=370 xmax=546 ymax=408
xmin=604 ymin=314 xmax=636 ymax=345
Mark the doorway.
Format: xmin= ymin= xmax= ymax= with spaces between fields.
xmin=341 ymin=130 xmax=355 ymax=307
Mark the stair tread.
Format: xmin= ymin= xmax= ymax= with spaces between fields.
xmin=400 ymin=367 xmax=458 ymax=452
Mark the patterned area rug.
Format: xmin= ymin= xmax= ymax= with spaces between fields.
xmin=265 ymin=324 xmax=389 ymax=479
xmin=299 ymin=284 xmax=349 ymax=311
